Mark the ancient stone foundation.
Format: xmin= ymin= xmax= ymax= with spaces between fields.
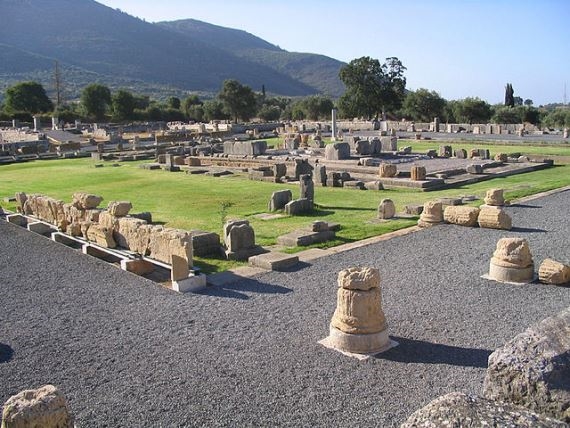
xmin=487 ymin=237 xmax=534 ymax=283
xmin=324 ymin=267 xmax=391 ymax=355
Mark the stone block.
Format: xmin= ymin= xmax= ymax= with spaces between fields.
xmin=404 ymin=204 xmax=423 ymax=215
xmin=120 ymin=259 xmax=154 ymax=276
xmin=299 ymin=174 xmax=314 ymax=201
xmin=355 ymin=140 xmax=371 ymax=155
xmin=268 ymin=190 xmax=292 ymax=212
xmin=186 ymin=157 xmax=201 ymax=166
xmin=115 ymin=217 xmax=150 ymax=253
xmin=107 ymin=201 xmax=132 ymax=217
xmin=495 ymin=153 xmax=508 ymax=162
xmin=274 ymin=163 xmax=287 ymax=178
xmin=14 ymin=192 xmax=27 ymax=213
xmin=467 ymin=164 xmax=484 ymax=174
xmin=325 ymin=142 xmax=350 ymax=160
xmin=483 ymin=307 xmax=570 ymax=422
xmin=484 ymin=188 xmax=505 ymax=206
xmin=443 ymin=206 xmax=480 ymax=227
xmin=478 ymin=206 xmax=512 ymax=230
xmin=285 ymin=198 xmax=313 ymax=215
xmin=294 ymin=159 xmax=313 ymax=179
xmin=438 ymin=145 xmax=452 ymax=157
xmin=454 ymin=148 xmax=467 ymax=159
xmin=364 ymin=181 xmax=384 ymax=191
xmin=380 ymin=136 xmax=397 ymax=151
xmin=538 ymin=259 xmax=570 ymax=285
xmin=378 ymin=199 xmax=396 ymax=219
xmin=1 ymin=385 xmax=74 ymax=428
xmin=148 ymin=227 xmax=192 ymax=266
xmin=488 ymin=237 xmax=533 ymax=283
xmin=410 ymin=166 xmax=426 ymax=181
xmin=314 ymin=165 xmax=327 ymax=186
xmin=401 ymin=392 xmax=566 ymax=428
xmin=312 ymin=221 xmax=329 ymax=232
xmin=248 ymin=252 xmax=299 ymax=271
xmin=85 ymin=223 xmax=116 ymax=248
xmin=172 ymin=273 xmax=207 ymax=293
xmin=378 ymin=163 xmax=397 ymax=178
xmin=342 ymin=180 xmax=365 ymax=190
xmin=72 ymin=192 xmax=102 ymax=209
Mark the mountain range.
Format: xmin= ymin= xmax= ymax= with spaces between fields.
xmin=0 ymin=0 xmax=345 ymax=101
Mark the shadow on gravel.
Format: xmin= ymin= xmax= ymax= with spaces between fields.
xmin=198 ymin=277 xmax=292 ymax=300
xmin=376 ymin=336 xmax=492 ymax=368
xmin=510 ymin=226 xmax=547 ymax=233
xmin=0 ymin=343 xmax=14 ymax=363
xmin=509 ymin=204 xmax=542 ymax=209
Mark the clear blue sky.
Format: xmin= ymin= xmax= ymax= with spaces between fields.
xmin=97 ymin=0 xmax=569 ymax=106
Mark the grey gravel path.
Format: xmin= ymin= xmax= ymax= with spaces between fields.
xmin=1 ymin=190 xmax=569 ymax=427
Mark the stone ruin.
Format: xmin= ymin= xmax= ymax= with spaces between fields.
xmin=223 ymin=219 xmax=265 ymax=261
xmin=487 ymin=237 xmax=534 ymax=283
xmin=443 ymin=206 xmax=480 ymax=227
xmin=276 ymin=220 xmax=337 ymax=247
xmin=324 ymin=142 xmax=350 ymax=160
xmin=410 ymin=166 xmax=426 ymax=181
xmin=268 ymin=189 xmax=292 ymax=212
xmin=321 ymin=267 xmax=393 ymax=355
xmin=1 ymin=385 xmax=73 ymax=428
xmin=223 ymin=140 xmax=267 ymax=156
xmin=417 ymin=201 xmax=443 ymax=228
xmin=477 ymin=206 xmax=512 ymax=230
xmin=538 ymin=259 xmax=570 ymax=286
xmin=377 ymin=199 xmax=395 ymax=220
xmin=378 ymin=163 xmax=397 ymax=178
xmin=484 ymin=188 xmax=505 ymax=206
xmin=299 ymin=174 xmax=314 ymax=201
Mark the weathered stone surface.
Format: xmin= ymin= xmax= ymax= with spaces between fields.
xmin=410 ymin=166 xmax=426 ymax=181
xmin=67 ymin=222 xmax=82 ymax=237
xmin=379 ymin=163 xmax=397 ymax=178
xmin=268 ymin=190 xmax=292 ymax=212
xmin=248 ymin=252 xmax=299 ymax=271
xmin=1 ymin=385 xmax=74 ymax=428
xmin=478 ymin=206 xmax=512 ymax=230
xmin=14 ymin=192 xmax=27 ymax=213
xmin=364 ymin=181 xmax=384 ymax=191
xmin=355 ymin=139 xmax=371 ymax=155
xmin=23 ymin=194 xmax=66 ymax=227
xmin=148 ymin=227 xmax=192 ymax=266
xmin=223 ymin=220 xmax=264 ymax=261
xmin=285 ymin=198 xmax=313 ymax=215
xmin=107 ymin=201 xmax=132 ymax=217
xmin=538 ymin=259 xmax=570 ymax=285
xmin=418 ymin=201 xmax=443 ymax=227
xmin=483 ymin=307 xmax=570 ymax=422
xmin=380 ymin=136 xmax=397 ymax=151
xmin=191 ymin=230 xmax=221 ymax=257
xmin=401 ymin=392 xmax=567 ymax=428
xmin=378 ymin=199 xmax=396 ymax=219
xmin=325 ymin=142 xmax=350 ymax=160
xmin=299 ymin=174 xmax=314 ymax=201
xmin=495 ymin=152 xmax=509 ymax=162
xmin=488 ymin=237 xmax=534 ymax=283
xmin=72 ymin=192 xmax=103 ymax=209
xmin=331 ymin=267 xmax=386 ymax=335
xmin=484 ymin=188 xmax=505 ymax=206
xmin=293 ymin=159 xmax=313 ymax=179
xmin=443 ymin=206 xmax=480 ymax=227
xmin=85 ymin=223 xmax=116 ymax=248
xmin=223 ymin=140 xmax=267 ymax=155
xmin=404 ymin=204 xmax=424 ymax=215
xmin=274 ymin=163 xmax=287 ymax=179
xmin=454 ymin=148 xmax=467 ymax=159
xmin=97 ymin=211 xmax=119 ymax=231
xmin=466 ymin=164 xmax=484 ymax=174
xmin=314 ymin=165 xmax=327 ymax=186
xmin=115 ymin=217 xmax=149 ymax=253
xmin=438 ymin=145 xmax=452 ymax=158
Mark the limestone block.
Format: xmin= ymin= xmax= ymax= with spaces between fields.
xmin=331 ymin=267 xmax=386 ymax=335
xmin=186 ymin=157 xmax=201 ymax=166
xmin=285 ymin=198 xmax=313 ymax=215
xmin=72 ymin=192 xmax=103 ymax=209
xmin=312 ymin=221 xmax=329 ymax=232
xmin=443 ymin=206 xmax=480 ymax=227
xmin=495 ymin=152 xmax=508 ymax=162
xmin=97 ymin=211 xmax=119 ymax=231
xmin=378 ymin=199 xmax=396 ymax=219
xmin=483 ymin=307 xmax=570 ymax=422
xmin=410 ymin=166 xmax=426 ymax=181
xmin=378 ymin=163 xmax=397 ymax=178
xmin=191 ymin=230 xmax=221 ymax=257
xmin=314 ymin=165 xmax=327 ymax=186
xmin=299 ymin=174 xmax=314 ymax=201
xmin=401 ymin=392 xmax=566 ymax=428
xmin=274 ymin=163 xmax=287 ymax=178
xmin=14 ymin=192 xmax=27 ymax=213
xmin=86 ymin=223 xmax=116 ymax=248
xmin=225 ymin=224 xmax=255 ymax=252
xmin=469 ymin=148 xmax=479 ymax=158
xmin=85 ymin=209 xmax=102 ymax=223
xmin=438 ymin=145 xmax=452 ymax=157
xmin=107 ymin=201 xmax=132 ymax=217
xmin=1 ymin=385 xmax=73 ymax=428
xmin=466 ymin=164 xmax=484 ymax=174
xmin=364 ymin=181 xmax=384 ymax=191
xmin=488 ymin=237 xmax=533 ymax=283
xmin=484 ymin=188 xmax=505 ymax=206
xmin=404 ymin=204 xmax=423 ymax=215
xmin=325 ymin=142 xmax=350 ymax=160
xmin=120 ymin=259 xmax=154 ymax=276
xmin=538 ymin=259 xmax=570 ymax=285
xmin=418 ymin=201 xmax=443 ymax=227
xmin=115 ymin=217 xmax=149 ymax=252
xmin=268 ymin=190 xmax=292 ymax=212
xmin=454 ymin=148 xmax=467 ymax=159
xmin=148 ymin=227 xmax=192 ymax=266
xmin=380 ymin=136 xmax=397 ymax=151
xmin=63 ymin=203 xmax=85 ymax=225
xmin=478 ymin=206 xmax=512 ymax=230
xmin=67 ymin=222 xmax=82 ymax=237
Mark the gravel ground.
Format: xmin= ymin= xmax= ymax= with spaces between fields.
xmin=1 ymin=190 xmax=569 ymax=427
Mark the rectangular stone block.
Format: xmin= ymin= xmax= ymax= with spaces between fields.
xmin=248 ymin=252 xmax=299 ymax=271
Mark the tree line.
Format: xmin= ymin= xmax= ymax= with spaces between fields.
xmin=1 ymin=57 xmax=569 ymax=128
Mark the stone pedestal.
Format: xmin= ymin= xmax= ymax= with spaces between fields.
xmin=418 ymin=201 xmax=443 ymax=227
xmin=487 ymin=238 xmax=534 ymax=283
xmin=324 ymin=267 xmax=392 ymax=355
xmin=379 ymin=163 xmax=397 ymax=178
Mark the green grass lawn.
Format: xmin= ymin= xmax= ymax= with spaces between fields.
xmin=399 ymin=139 xmax=570 ymax=157
xmin=2 ymin=157 xmax=570 ymax=272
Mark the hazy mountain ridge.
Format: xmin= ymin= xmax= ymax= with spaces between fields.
xmin=0 ymin=0 xmax=345 ymax=98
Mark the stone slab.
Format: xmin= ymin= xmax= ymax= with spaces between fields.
xmin=172 ymin=273 xmax=208 ymax=293
xmin=248 ymin=252 xmax=299 ymax=271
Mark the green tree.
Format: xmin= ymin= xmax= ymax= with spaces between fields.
xmin=542 ymin=108 xmax=570 ymax=128
xmin=167 ymin=96 xmax=181 ymax=110
xmin=303 ymin=95 xmax=334 ymax=120
xmin=111 ymin=89 xmax=135 ymax=121
xmin=492 ymin=106 xmax=520 ymax=124
xmin=402 ymin=88 xmax=446 ymax=122
xmin=81 ymin=83 xmax=111 ymax=120
xmin=218 ymin=79 xmax=257 ymax=123
xmin=182 ymin=95 xmax=203 ymax=120
xmin=524 ymin=99 xmax=533 ymax=107
xmin=504 ymin=83 xmax=515 ymax=107
xmin=338 ymin=56 xmax=406 ymax=119
xmin=257 ymin=104 xmax=281 ymax=121
xmin=4 ymin=81 xmax=53 ymax=114
xmin=454 ymin=97 xmax=493 ymax=123
xmin=202 ymin=99 xmax=229 ymax=122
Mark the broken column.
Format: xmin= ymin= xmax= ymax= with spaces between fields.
xmin=418 ymin=201 xmax=443 ymax=227
xmin=484 ymin=188 xmax=505 ymax=206
xmin=1 ymin=385 xmax=74 ymax=428
xmin=331 ymin=108 xmax=338 ymax=141
xmin=538 ymin=259 xmax=570 ymax=285
xmin=378 ymin=199 xmax=396 ymax=219
xmin=378 ymin=163 xmax=397 ymax=178
xmin=443 ymin=206 xmax=480 ymax=227
xmin=478 ymin=206 xmax=512 ymax=230
xmin=487 ymin=237 xmax=534 ymax=283
xmin=410 ymin=166 xmax=426 ymax=181
xmin=325 ymin=267 xmax=391 ymax=354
